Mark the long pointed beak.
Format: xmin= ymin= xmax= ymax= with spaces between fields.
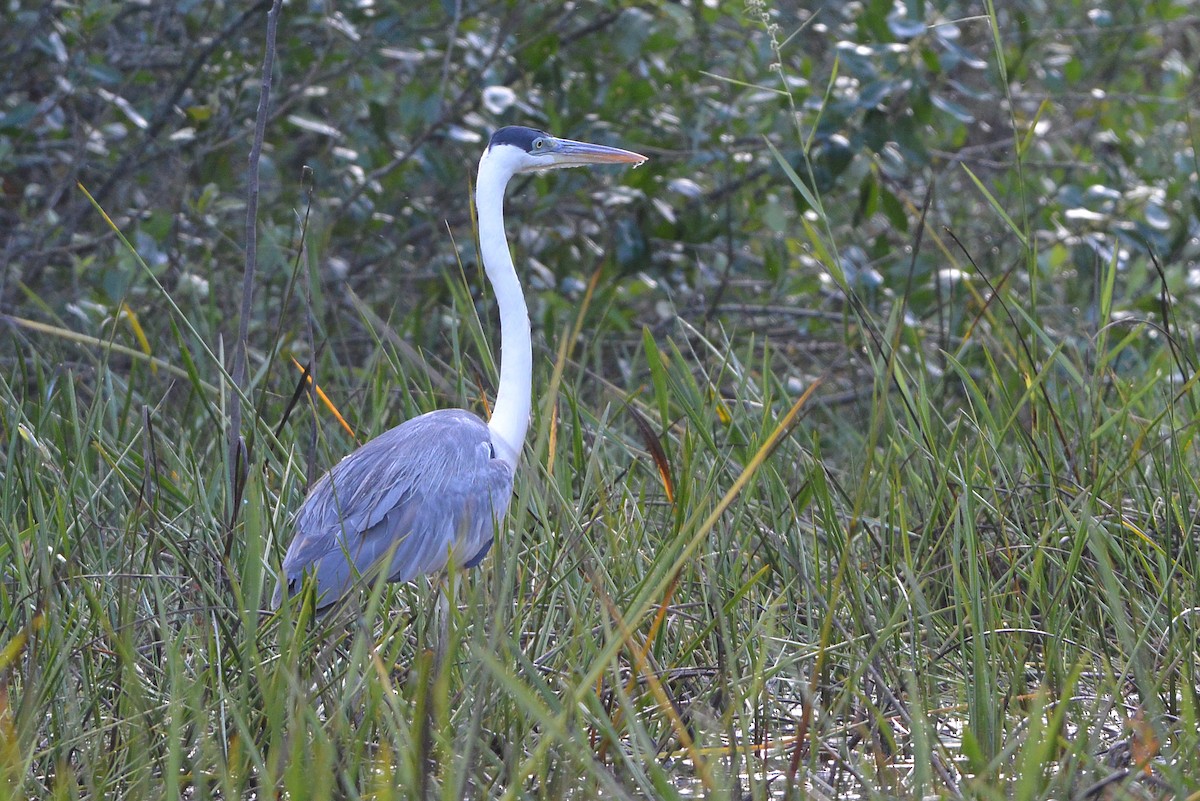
xmin=553 ymin=138 xmax=648 ymax=167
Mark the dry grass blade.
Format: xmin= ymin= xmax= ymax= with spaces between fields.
xmin=288 ymin=356 xmax=357 ymax=442
xmin=623 ymin=400 xmax=675 ymax=504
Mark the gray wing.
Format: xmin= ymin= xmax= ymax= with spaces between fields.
xmin=275 ymin=408 xmax=514 ymax=609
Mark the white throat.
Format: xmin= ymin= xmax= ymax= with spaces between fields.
xmin=476 ymin=149 xmax=532 ymax=469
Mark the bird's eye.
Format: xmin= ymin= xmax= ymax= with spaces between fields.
xmin=533 ymin=138 xmax=545 ymax=150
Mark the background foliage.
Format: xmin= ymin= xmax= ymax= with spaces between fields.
xmin=2 ymin=0 xmax=1199 ymax=798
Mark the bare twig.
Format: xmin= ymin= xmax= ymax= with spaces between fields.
xmin=227 ymin=0 xmax=283 ymax=544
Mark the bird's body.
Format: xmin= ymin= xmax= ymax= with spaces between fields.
xmin=280 ymin=409 xmax=512 ymax=605
xmin=275 ymin=126 xmax=645 ymax=611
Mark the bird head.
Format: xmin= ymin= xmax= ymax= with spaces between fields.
xmin=481 ymin=126 xmax=647 ymax=177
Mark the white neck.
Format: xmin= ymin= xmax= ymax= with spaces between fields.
xmin=476 ymin=154 xmax=531 ymax=469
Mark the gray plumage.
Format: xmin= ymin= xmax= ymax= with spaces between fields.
xmin=276 ymin=409 xmax=513 ymax=610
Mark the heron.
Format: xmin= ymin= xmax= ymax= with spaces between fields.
xmin=275 ymin=126 xmax=647 ymax=612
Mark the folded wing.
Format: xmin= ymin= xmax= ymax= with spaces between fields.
xmin=276 ymin=408 xmax=514 ymax=610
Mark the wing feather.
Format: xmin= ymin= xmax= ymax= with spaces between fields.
xmin=276 ymin=408 xmax=514 ymax=609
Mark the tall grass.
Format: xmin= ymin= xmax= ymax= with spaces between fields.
xmin=3 ymin=15 xmax=1199 ymax=801
xmin=5 ymin=222 xmax=1197 ymax=798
